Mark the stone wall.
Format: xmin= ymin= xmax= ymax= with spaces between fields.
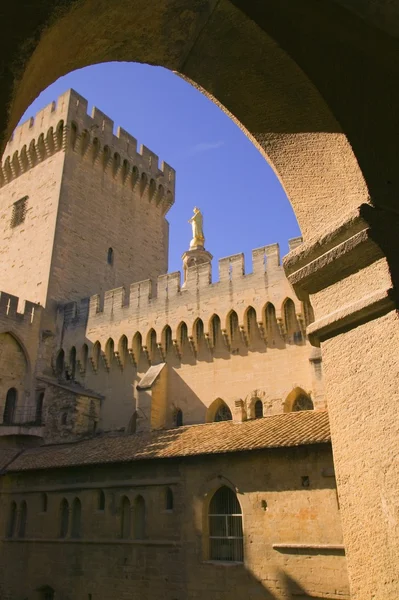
xmin=0 ymin=444 xmax=348 ymax=600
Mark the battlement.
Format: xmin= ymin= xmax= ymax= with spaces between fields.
xmin=0 ymin=292 xmax=41 ymax=325
xmin=0 ymin=89 xmax=175 ymax=213
xmin=63 ymin=240 xmax=302 ymax=329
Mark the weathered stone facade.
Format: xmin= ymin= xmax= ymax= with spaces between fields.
xmin=0 ymin=91 xmax=349 ymax=599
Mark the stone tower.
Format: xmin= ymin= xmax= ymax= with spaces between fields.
xmin=0 ymin=89 xmax=175 ymax=308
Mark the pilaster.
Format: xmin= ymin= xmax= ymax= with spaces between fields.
xmin=284 ymin=204 xmax=399 ymax=600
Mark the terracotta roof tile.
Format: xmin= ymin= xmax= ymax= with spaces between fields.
xmin=4 ymin=410 xmax=330 ymax=473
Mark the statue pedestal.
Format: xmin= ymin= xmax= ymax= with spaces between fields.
xmin=182 ymin=246 xmax=213 ymax=286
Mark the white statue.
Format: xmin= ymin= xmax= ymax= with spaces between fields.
xmin=188 ymin=207 xmax=205 ymax=248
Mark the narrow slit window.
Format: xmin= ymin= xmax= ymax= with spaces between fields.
xmin=107 ymin=247 xmax=114 ymax=266
xmin=11 ymin=196 xmax=28 ymax=228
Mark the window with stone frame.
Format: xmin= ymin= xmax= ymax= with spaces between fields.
xmin=10 ymin=196 xmax=28 ymax=228
xmin=208 ymin=486 xmax=243 ymax=562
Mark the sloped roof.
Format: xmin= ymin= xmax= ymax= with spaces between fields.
xmin=4 ymin=410 xmax=330 ymax=473
xmin=136 ymin=363 xmax=166 ymax=390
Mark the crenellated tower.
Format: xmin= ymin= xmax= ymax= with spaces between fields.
xmin=0 ymin=89 xmax=175 ymax=308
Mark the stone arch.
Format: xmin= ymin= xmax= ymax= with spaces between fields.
xmin=283 ymin=387 xmax=314 ymax=413
xmin=245 ymin=389 xmax=268 ymax=419
xmin=118 ymin=335 xmax=128 ymax=368
xmin=1 ymin=3 xmax=370 ymax=244
xmin=91 ymin=341 xmax=101 ymax=371
xmin=0 ymin=332 xmax=31 ymax=404
xmin=282 ymin=297 xmax=302 ymax=343
xmin=105 ymin=338 xmax=114 ymax=368
xmin=132 ymin=332 xmax=142 ymax=365
xmin=209 ymin=313 xmax=222 ymax=349
xmin=206 ymin=398 xmax=232 ymax=423
xmin=161 ymin=325 xmax=173 ymax=355
xmin=226 ymin=310 xmax=239 ymax=345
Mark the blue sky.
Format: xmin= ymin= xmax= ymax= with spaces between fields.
xmin=19 ymin=62 xmax=300 ymax=276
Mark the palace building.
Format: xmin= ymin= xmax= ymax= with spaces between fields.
xmin=0 ymin=90 xmax=349 ymax=600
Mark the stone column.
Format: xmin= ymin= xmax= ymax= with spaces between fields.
xmin=284 ymin=204 xmax=399 ymax=600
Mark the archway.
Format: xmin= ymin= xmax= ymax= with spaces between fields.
xmin=1 ymin=4 xmax=398 ymax=596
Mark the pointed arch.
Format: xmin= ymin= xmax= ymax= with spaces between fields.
xmin=120 ymin=496 xmax=131 ymax=539
xmin=112 ymin=151 xmax=121 ymax=177
xmin=245 ymin=306 xmax=259 ymax=343
xmin=3 ymin=387 xmax=17 ymax=424
xmin=264 ymin=302 xmax=279 ymax=342
xmin=80 ymin=128 xmax=90 ymax=156
xmin=282 ymin=297 xmax=301 ymax=342
xmin=80 ymin=343 xmax=88 ymax=372
xmin=146 ymin=328 xmax=157 ymax=363
xmin=177 ymin=321 xmax=188 ymax=347
xmin=165 ymin=487 xmax=174 ymax=511
xmin=91 ymin=137 xmax=101 ymax=163
xmin=227 ymin=310 xmax=239 ymax=342
xmin=162 ymin=325 xmax=173 ymax=354
xmin=105 ymin=338 xmax=114 ymax=367
xmin=209 ymin=314 xmax=222 ymax=348
xmin=118 ymin=335 xmax=128 ymax=368
xmin=208 ymin=486 xmax=243 ymax=562
xmin=132 ymin=332 xmax=142 ymax=364
xmin=70 ymin=121 xmax=78 ymax=150
xmin=133 ymin=495 xmax=145 ymax=539
xmin=71 ymin=498 xmax=82 ymax=538
xmin=102 ymin=144 xmax=111 ymax=169
xmin=284 ymin=387 xmax=314 ymax=413
xmin=175 ymin=408 xmax=183 ymax=427
xmin=92 ymin=341 xmax=101 ymax=371
xmin=193 ymin=318 xmax=204 ymax=347
xmin=59 ymin=499 xmax=69 ymax=538
xmin=121 ymin=158 xmax=130 ymax=182
xmin=55 ymin=349 xmax=65 ymax=377
xmin=206 ymin=398 xmax=232 ymax=423
xmin=68 ymin=346 xmax=76 ymax=380
xmin=6 ymin=501 xmax=17 ymax=538
xmin=139 ymin=171 xmax=148 ymax=196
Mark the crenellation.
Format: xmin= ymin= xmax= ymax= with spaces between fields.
xmin=0 ymin=90 xmax=175 ymax=211
xmin=0 ymin=291 xmax=41 ymax=324
xmin=288 ymin=236 xmax=303 ymax=252
xmin=264 ymin=243 xmax=280 ymax=271
xmin=129 ymin=279 xmax=152 ymax=310
xmin=103 ymin=287 xmax=127 ymax=317
xmin=219 ymin=253 xmax=245 ymax=282
xmin=157 ymin=272 xmax=181 ymax=300
xmin=116 ymin=126 xmax=137 ymax=157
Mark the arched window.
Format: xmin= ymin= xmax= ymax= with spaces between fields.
xmin=121 ymin=496 xmax=131 ymax=539
xmin=210 ymin=314 xmax=221 ymax=348
xmin=165 ymin=487 xmax=174 ymax=511
xmin=283 ymin=298 xmax=301 ymax=342
xmin=292 ymin=394 xmax=314 ymax=411
xmin=81 ymin=343 xmax=88 ymax=372
xmin=265 ymin=303 xmax=278 ymax=341
xmin=228 ymin=311 xmax=239 ymax=341
xmin=175 ymin=408 xmax=183 ymax=427
xmin=6 ymin=502 xmax=17 ymax=538
xmin=3 ymin=387 xmax=17 ymax=424
xmin=178 ymin=322 xmax=188 ymax=347
xmin=195 ymin=319 xmax=204 ymax=345
xmin=41 ymin=492 xmax=48 ymax=513
xmin=55 ymin=349 xmax=65 ymax=377
xmin=133 ymin=495 xmax=145 ymax=540
xmin=59 ymin=499 xmax=69 ymax=538
xmin=92 ymin=341 xmax=101 ymax=371
xmin=148 ymin=329 xmax=157 ymax=362
xmin=69 ymin=346 xmax=76 ymax=380
xmin=132 ymin=332 xmax=142 ymax=364
xmin=214 ymin=403 xmax=232 ymax=422
xmin=18 ymin=501 xmax=27 ymax=538
xmin=208 ymin=486 xmax=243 ymax=562
xmin=246 ymin=307 xmax=257 ymax=340
xmin=105 ymin=338 xmax=114 ymax=366
xmin=35 ymin=391 xmax=45 ymax=424
xmin=71 ymin=498 xmax=81 ymax=538
xmin=254 ymin=399 xmax=263 ymax=419
xmin=107 ymin=247 xmax=114 ymax=265
xmin=163 ymin=326 xmax=172 ymax=354
xmin=98 ymin=490 xmax=105 ymax=511
xmin=118 ymin=335 xmax=128 ymax=368
xmin=38 ymin=586 xmax=55 ymax=600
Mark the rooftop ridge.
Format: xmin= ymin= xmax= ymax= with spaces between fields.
xmin=4 ymin=410 xmax=330 ymax=472
xmin=0 ymin=89 xmax=175 ymax=213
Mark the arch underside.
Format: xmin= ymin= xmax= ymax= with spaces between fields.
xmin=3 ymin=0 xmax=391 ymax=241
